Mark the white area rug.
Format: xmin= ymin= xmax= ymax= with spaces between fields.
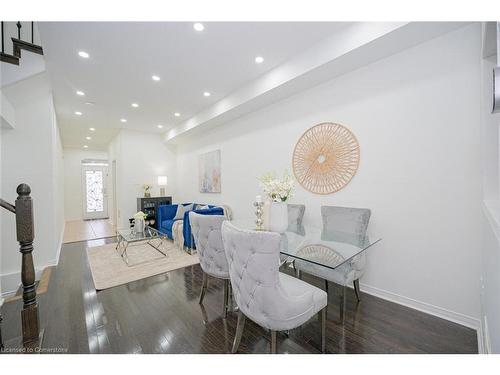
xmin=87 ymin=240 xmax=199 ymax=290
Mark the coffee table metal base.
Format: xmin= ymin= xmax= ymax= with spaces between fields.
xmin=115 ymin=236 xmax=168 ymax=266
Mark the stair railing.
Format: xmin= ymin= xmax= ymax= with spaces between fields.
xmin=0 ymin=184 xmax=40 ymax=348
xmin=1 ymin=21 xmax=43 ymax=66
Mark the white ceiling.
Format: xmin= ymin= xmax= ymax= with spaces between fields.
xmin=38 ymin=22 xmax=349 ymax=151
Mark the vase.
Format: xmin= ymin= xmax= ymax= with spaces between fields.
xmin=135 ymin=218 xmax=145 ymax=233
xmin=269 ymin=202 xmax=288 ymax=233
xmin=144 ymin=192 xmax=151 ymax=198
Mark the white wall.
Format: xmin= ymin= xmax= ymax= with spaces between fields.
xmin=0 ymin=72 xmax=65 ymax=295
xmin=63 ymin=148 xmax=108 ymax=222
xmin=175 ymin=24 xmax=483 ymax=326
xmin=108 ymin=129 xmax=176 ymax=228
xmin=479 ymin=29 xmax=500 ymax=352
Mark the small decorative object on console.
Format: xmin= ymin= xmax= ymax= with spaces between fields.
xmin=142 ymin=184 xmax=152 ymax=198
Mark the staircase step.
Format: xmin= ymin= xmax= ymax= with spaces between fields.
xmin=11 ymin=38 xmax=43 ymax=58
xmin=0 ymin=52 xmax=19 ymax=65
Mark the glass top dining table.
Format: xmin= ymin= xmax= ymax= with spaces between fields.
xmin=229 ymin=219 xmax=381 ymax=273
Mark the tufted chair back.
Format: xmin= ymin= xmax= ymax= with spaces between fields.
xmin=190 ymin=213 xmax=229 ymax=279
xmin=222 ymin=221 xmax=315 ymax=330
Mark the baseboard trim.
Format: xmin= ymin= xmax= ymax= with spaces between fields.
xmin=359 ymin=282 xmax=481 ymax=335
xmin=482 ymin=315 xmax=492 ymax=354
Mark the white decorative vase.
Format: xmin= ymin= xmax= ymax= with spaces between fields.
xmin=269 ymin=202 xmax=288 ymax=233
xmin=135 ymin=218 xmax=145 ymax=233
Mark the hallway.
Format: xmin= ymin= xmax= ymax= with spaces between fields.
xmin=63 ymin=219 xmax=116 ymax=243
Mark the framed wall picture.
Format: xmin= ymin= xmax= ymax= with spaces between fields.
xmin=199 ymin=150 xmax=221 ymax=193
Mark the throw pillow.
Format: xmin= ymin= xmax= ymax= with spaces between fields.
xmin=174 ymin=203 xmax=194 ymax=220
xmin=197 ymin=205 xmax=210 ymax=210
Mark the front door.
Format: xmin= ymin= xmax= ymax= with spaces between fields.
xmin=82 ymin=165 xmax=108 ymax=220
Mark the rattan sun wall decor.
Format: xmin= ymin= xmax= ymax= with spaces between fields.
xmin=292 ymin=122 xmax=360 ymax=194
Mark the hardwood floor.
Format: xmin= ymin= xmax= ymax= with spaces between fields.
xmin=1 ymin=237 xmax=478 ymax=354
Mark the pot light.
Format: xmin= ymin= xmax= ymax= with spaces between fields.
xmin=193 ymin=23 xmax=204 ymax=31
xmin=89 ymin=127 xmax=96 ymax=131
xmin=152 ymin=75 xmax=160 ymax=81
xmin=131 ymin=103 xmax=139 ymax=108
xmin=83 ymin=145 xmax=89 ymax=149
xmin=120 ymin=118 xmax=127 ymax=123
xmin=157 ymin=124 xmax=164 ymax=129
xmin=76 ymin=90 xmax=85 ymax=96
xmin=75 ymin=111 xmax=82 ymax=116
xmin=255 ymin=56 xmax=264 ymax=64
xmin=85 ymin=101 xmax=95 ymax=106
xmin=86 ymin=136 xmax=92 ymax=140
xmin=78 ymin=51 xmax=89 ymax=58
xmin=174 ymin=112 xmax=180 ymax=117
xmin=203 ymin=91 xmax=211 ymax=97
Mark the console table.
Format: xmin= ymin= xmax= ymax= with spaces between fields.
xmin=137 ymin=196 xmax=172 ymax=229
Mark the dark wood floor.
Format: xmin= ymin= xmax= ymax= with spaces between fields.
xmin=1 ymin=237 xmax=478 ymax=354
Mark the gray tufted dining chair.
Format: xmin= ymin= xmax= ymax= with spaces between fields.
xmin=295 ymin=205 xmax=371 ymax=322
xmin=221 ymin=221 xmax=327 ymax=354
xmin=190 ymin=213 xmax=231 ymax=317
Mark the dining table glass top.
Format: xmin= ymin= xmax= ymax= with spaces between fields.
xmin=229 ymin=219 xmax=381 ymax=272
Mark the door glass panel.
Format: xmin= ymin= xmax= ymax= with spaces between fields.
xmin=86 ymin=170 xmax=104 ymax=213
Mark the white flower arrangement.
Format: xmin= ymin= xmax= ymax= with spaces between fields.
xmin=142 ymin=184 xmax=152 ymax=193
xmin=258 ymin=170 xmax=294 ymax=202
xmin=133 ymin=211 xmax=147 ymax=220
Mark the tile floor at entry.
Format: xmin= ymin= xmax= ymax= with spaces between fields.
xmin=63 ymin=219 xmax=116 ymax=243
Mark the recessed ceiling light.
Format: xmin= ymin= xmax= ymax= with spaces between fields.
xmin=193 ymin=23 xmax=204 ymax=31
xmin=152 ymin=75 xmax=160 ymax=81
xmin=76 ymin=90 xmax=85 ymax=96
xmin=83 ymin=145 xmax=89 ymax=149
xmin=157 ymin=124 xmax=164 ymax=129
xmin=120 ymin=118 xmax=127 ymax=123
xmin=86 ymin=136 xmax=92 ymax=140
xmin=89 ymin=127 xmax=95 ymax=131
xmin=75 ymin=111 xmax=82 ymax=116
xmin=255 ymin=56 xmax=264 ymax=64
xmin=203 ymin=91 xmax=211 ymax=97
xmin=78 ymin=51 xmax=89 ymax=58
xmin=85 ymin=101 xmax=95 ymax=106
xmin=131 ymin=103 xmax=139 ymax=108
xmin=174 ymin=112 xmax=180 ymax=117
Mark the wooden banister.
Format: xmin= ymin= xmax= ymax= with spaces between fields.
xmin=0 ymin=184 xmax=40 ymax=348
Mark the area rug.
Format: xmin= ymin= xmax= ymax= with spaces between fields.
xmin=87 ymin=240 xmax=199 ymax=290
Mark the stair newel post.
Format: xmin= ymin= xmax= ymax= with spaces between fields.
xmin=15 ymin=184 xmax=40 ymax=347
xmin=16 ymin=21 xmax=21 ymax=40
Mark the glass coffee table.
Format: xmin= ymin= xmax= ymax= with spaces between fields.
xmin=115 ymin=226 xmax=168 ymax=266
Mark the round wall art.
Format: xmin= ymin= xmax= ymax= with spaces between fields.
xmin=292 ymin=122 xmax=360 ymax=195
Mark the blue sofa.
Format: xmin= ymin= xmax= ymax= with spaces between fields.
xmin=157 ymin=203 xmax=224 ymax=249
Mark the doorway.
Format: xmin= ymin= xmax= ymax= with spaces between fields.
xmin=82 ymin=165 xmax=108 ymax=220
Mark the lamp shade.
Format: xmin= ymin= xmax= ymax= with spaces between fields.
xmin=157 ymin=175 xmax=168 ymax=186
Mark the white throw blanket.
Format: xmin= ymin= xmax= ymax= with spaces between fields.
xmin=172 ymin=220 xmax=184 ymax=249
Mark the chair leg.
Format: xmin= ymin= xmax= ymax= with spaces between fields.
xmin=223 ymin=279 xmax=229 ymax=318
xmin=199 ymin=272 xmax=208 ymax=304
xmin=232 ymin=311 xmax=246 ymax=353
xmin=339 ymin=285 xmax=346 ymax=324
xmin=270 ymin=330 xmax=277 ymax=354
xmin=319 ymin=307 xmax=326 ymax=353
xmin=353 ymin=279 xmax=361 ymax=302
